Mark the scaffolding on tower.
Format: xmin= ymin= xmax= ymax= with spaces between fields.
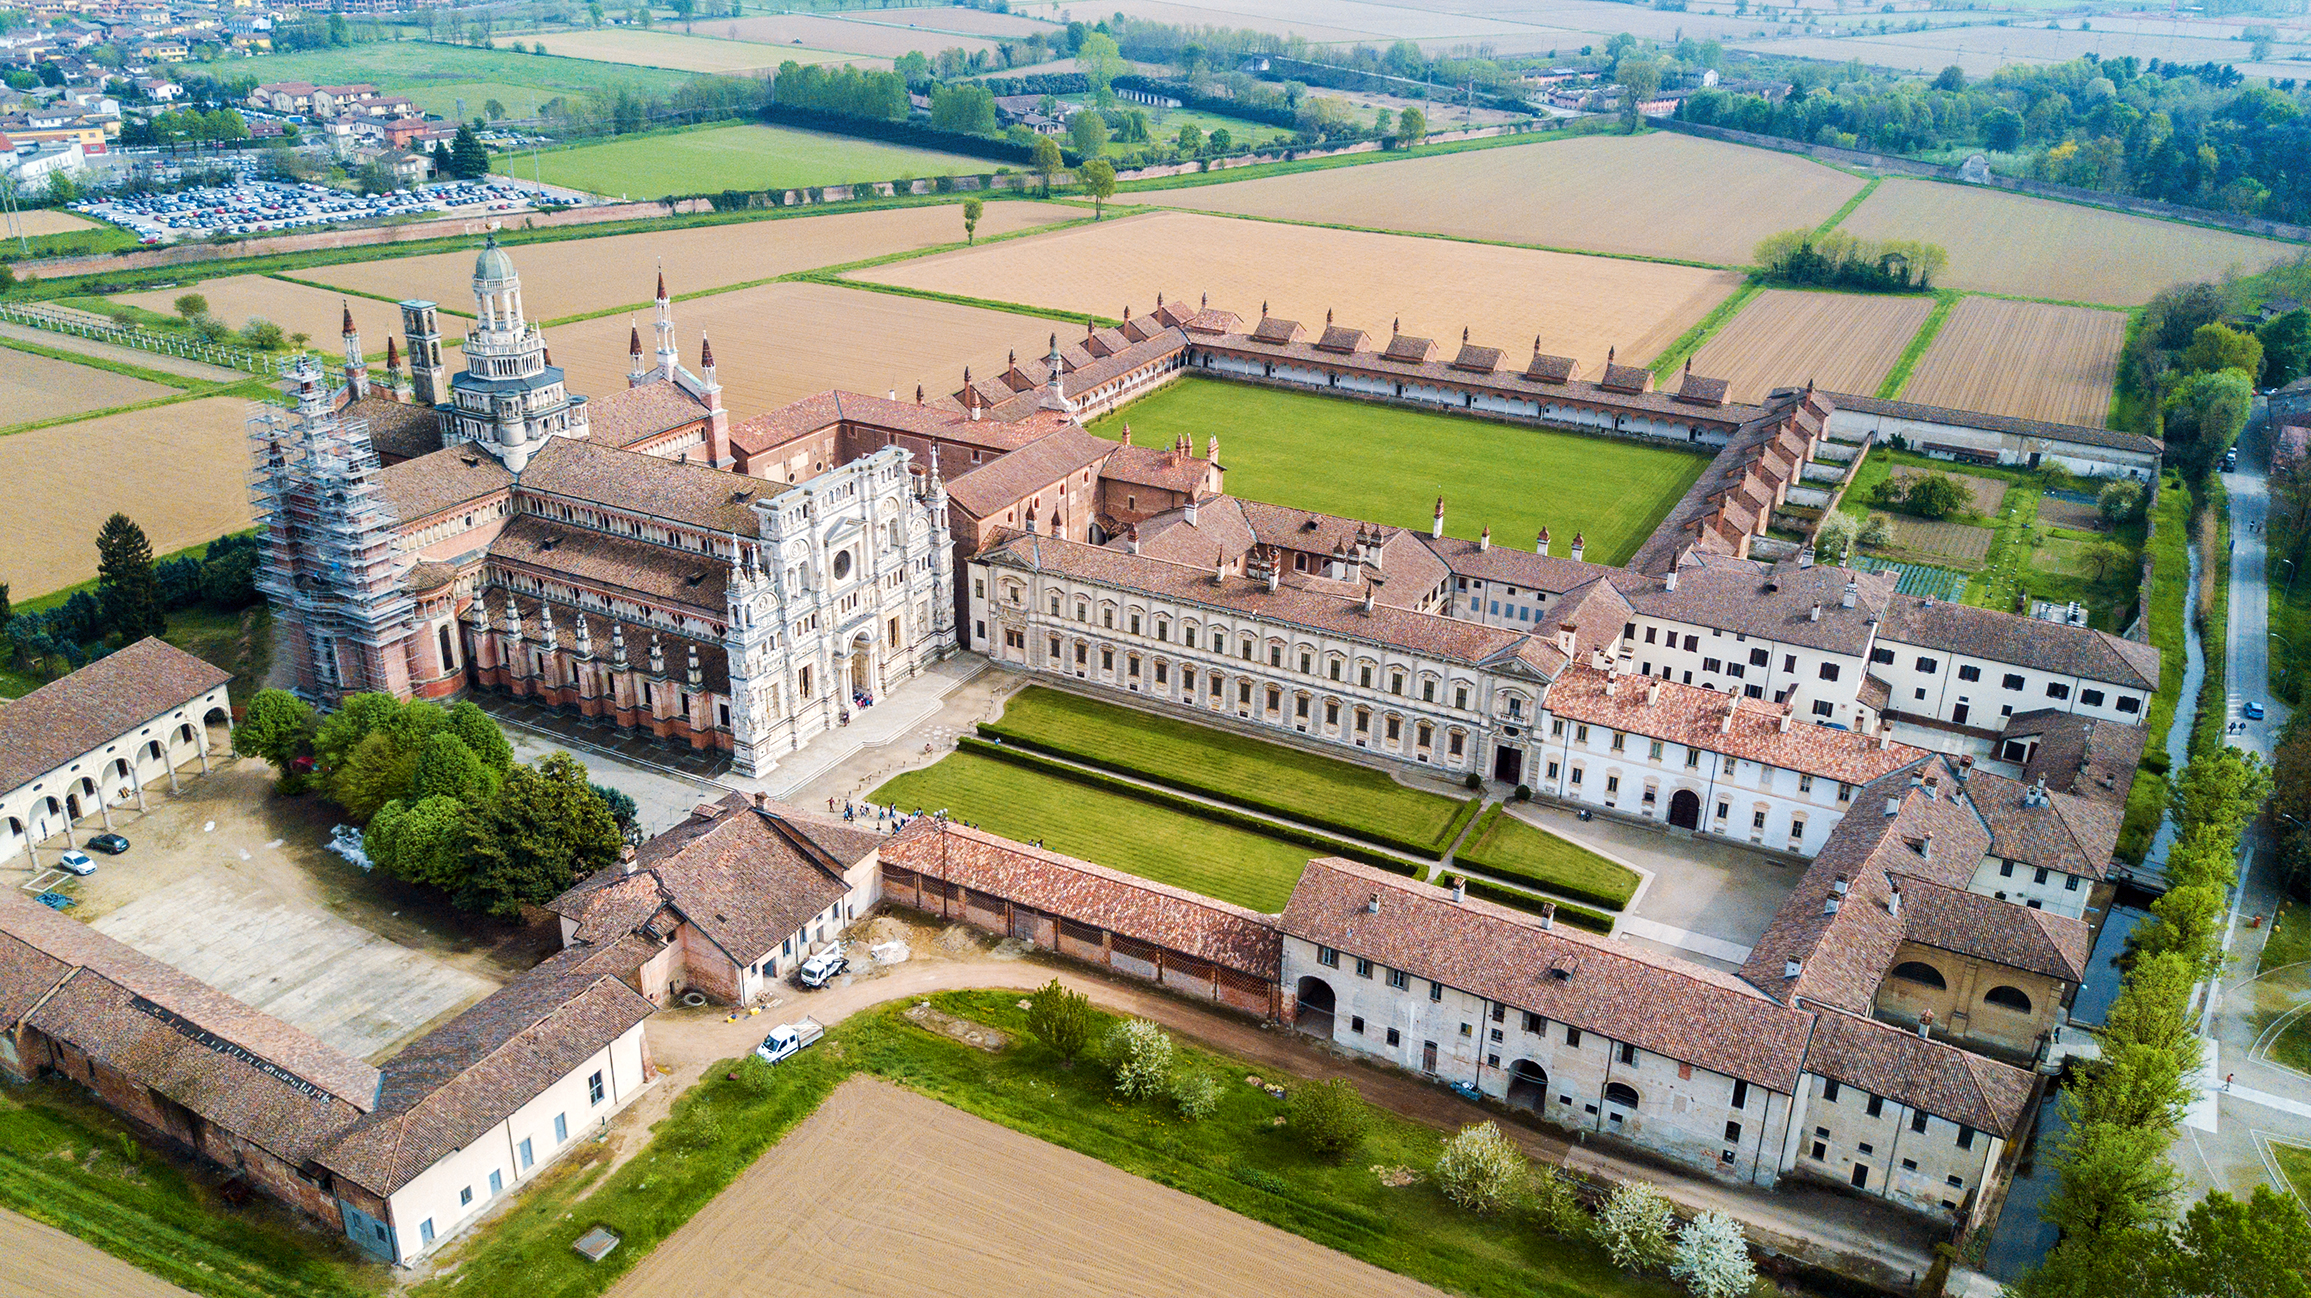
xmin=247 ymin=356 xmax=415 ymax=703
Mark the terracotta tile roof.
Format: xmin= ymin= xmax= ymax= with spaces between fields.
xmin=342 ymin=393 xmax=441 ymax=464
xmin=977 ymin=531 xmax=1543 ymax=668
xmin=587 ymin=379 xmax=708 ymax=449
xmin=1525 ymin=351 xmax=1578 ymax=382
xmin=1130 ymin=497 xmax=1258 ymax=571
xmin=1599 ymin=363 xmax=1652 ymax=393
xmin=316 ymin=947 xmax=653 ymax=1197
xmin=1100 ymin=442 xmax=1212 ymax=495
xmin=489 ymin=590 xmax=729 ymax=695
xmin=1542 ymin=664 xmax=1927 ymax=785
xmin=1968 ymin=770 xmax=2120 ymax=880
xmin=1676 ymin=371 xmax=1730 ymax=407
xmin=1381 ymin=333 xmax=1434 ymax=364
xmin=730 ymin=390 xmax=1068 ymax=460
xmin=0 ymin=638 xmax=231 ymax=791
xmin=489 ymin=515 xmax=725 ymax=612
xmin=1315 ymin=324 xmax=1366 ymax=354
xmin=1181 ymin=307 xmax=1241 ymax=335
xmin=1451 ymin=343 xmax=1503 ymax=373
xmin=553 ymin=794 xmax=877 ymax=966
xmin=1821 ymin=392 xmax=2163 ymax=456
xmin=885 ymin=819 xmax=1279 ymax=974
xmin=1897 ymin=876 xmax=2090 ymax=981
xmin=376 ymin=446 xmax=514 ymax=525
xmin=403 ymin=561 xmax=459 ymax=594
xmin=1249 ymin=316 xmax=1303 ymax=345
xmin=1615 ymin=555 xmax=1896 ymax=656
xmin=2003 ymin=709 xmax=2143 ymax=805
xmin=945 ymin=426 xmax=1113 ymax=518
xmin=1279 ymin=859 xmax=1815 ymax=1091
xmin=1420 ymin=535 xmax=1622 ymax=592
xmin=1803 ymin=1009 xmax=2036 ymax=1134
xmin=1858 ymin=674 xmax=1891 ymax=711
xmin=517 ymin=437 xmax=766 ymax=536
xmin=1879 ymin=597 xmax=2159 ymax=692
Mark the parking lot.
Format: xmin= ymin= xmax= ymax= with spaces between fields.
xmin=79 ymin=176 xmax=545 ymax=245
xmin=43 ymin=758 xmax=546 ymax=1062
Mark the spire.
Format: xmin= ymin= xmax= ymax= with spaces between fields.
xmin=340 ymin=300 xmax=367 ymax=399
xmin=341 ymin=301 xmax=356 ymax=337
xmin=915 ymin=383 xmax=924 ymax=405
xmin=699 ymin=331 xmax=716 ymax=372
xmin=653 ymin=260 xmax=676 ymax=381
xmin=627 ymin=318 xmax=646 ymax=387
xmin=1462 ymin=325 xmax=1469 ymax=343
xmin=1120 ymin=423 xmax=1132 ymax=446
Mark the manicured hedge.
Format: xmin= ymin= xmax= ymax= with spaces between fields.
xmin=958 ymin=737 xmax=1423 ymax=879
xmin=1453 ymin=876 xmax=1616 ymax=934
xmin=1452 ymin=806 xmax=1639 ymax=911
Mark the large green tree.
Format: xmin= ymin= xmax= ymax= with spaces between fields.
xmin=95 ymin=513 xmax=165 ymax=641
xmin=1075 ymin=31 xmax=1123 ymax=105
xmin=460 ymin=752 xmax=621 ymax=917
xmin=1067 ymin=108 xmax=1108 ymax=158
xmin=331 ymin=729 xmax=419 ymax=821
xmin=236 ymin=688 xmax=315 ymax=768
xmin=366 ymin=794 xmax=471 ymax=890
xmin=447 ymin=700 xmax=514 ymax=772
xmin=1078 ymin=157 xmax=1115 ymax=219
xmin=449 ymin=122 xmax=490 ymax=178
xmin=314 ymin=692 xmax=404 ymax=773
xmin=410 ymin=731 xmax=498 ymax=805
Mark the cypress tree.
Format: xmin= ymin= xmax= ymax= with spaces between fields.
xmin=95 ymin=513 xmax=165 ymax=642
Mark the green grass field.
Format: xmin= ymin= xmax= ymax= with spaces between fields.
xmin=0 ymin=1086 xmax=379 ymax=1298
xmin=870 ymin=748 xmax=1317 ymax=911
xmin=981 ymin=686 xmax=1472 ymax=855
xmin=531 ymin=121 xmax=1006 ymax=197
xmin=1454 ymin=806 xmax=1639 ymax=911
xmin=232 ymin=41 xmax=688 ymax=114
xmin=0 ymin=222 xmax=138 ymax=263
xmin=2273 ymin=1143 xmax=2311 ymax=1210
xmin=1087 ymin=380 xmax=1708 ymax=568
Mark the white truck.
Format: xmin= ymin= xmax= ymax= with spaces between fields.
xmin=754 ymin=1017 xmax=824 ymax=1065
xmin=798 ymin=942 xmax=848 ymax=989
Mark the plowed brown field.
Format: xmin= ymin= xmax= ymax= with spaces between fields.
xmin=718 ymin=12 xmax=1002 ymax=56
xmin=0 ymin=1208 xmax=192 ymax=1298
xmin=1152 ymin=132 xmax=1865 ymax=266
xmin=120 ymin=275 xmax=406 ymax=350
xmin=9 ymin=208 xmax=99 ymax=236
xmin=1900 ymin=297 xmax=2125 ymax=427
xmin=0 ymin=397 xmax=252 ymax=596
xmin=297 ymin=201 xmax=1076 ymax=323
xmin=850 ymin=209 xmax=1744 ymax=375
xmin=1837 ymin=177 xmax=2297 ymax=305
xmin=1689 ymin=289 xmax=1933 ymax=402
xmin=547 ymin=281 xmax=1062 ymax=417
xmin=607 ymin=1076 xmax=1444 ymax=1298
xmin=519 ymin=29 xmax=865 ymax=72
xmin=0 ymin=348 xmax=177 ymax=426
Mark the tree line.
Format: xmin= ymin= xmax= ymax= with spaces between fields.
xmin=2 ymin=516 xmax=256 ymax=684
xmin=2120 ymin=283 xmax=2279 ymax=474
xmin=1751 ymin=228 xmax=1948 ymax=292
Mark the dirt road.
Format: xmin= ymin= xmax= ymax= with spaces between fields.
xmin=606 ymin=1075 xmax=1445 ymax=1298
xmin=0 ymin=1208 xmax=192 ymax=1298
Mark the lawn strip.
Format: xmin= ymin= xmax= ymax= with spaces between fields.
xmin=1114 ymin=127 xmax=1596 ymax=197
xmin=2187 ymin=474 xmax=2232 ymax=759
xmin=1646 ymin=278 xmax=1761 ymax=376
xmin=1126 ymin=208 xmax=1735 ymax=274
xmin=2118 ymin=473 xmax=2194 ymax=861
xmin=1453 ymin=805 xmax=1639 ymax=911
xmin=0 ymin=335 xmax=217 ymax=390
xmin=1811 ymin=176 xmax=1881 ymax=235
xmin=1873 ymin=290 xmax=1960 ymax=400
xmin=803 ymin=273 xmax=1122 ymax=328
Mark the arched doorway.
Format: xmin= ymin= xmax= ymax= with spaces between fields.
xmin=1602 ymin=1081 xmax=1640 ymax=1129
xmin=1294 ymin=975 xmax=1336 ymax=1036
xmin=1668 ymin=789 xmax=1701 ymax=830
xmin=1493 ymin=744 xmax=1523 ymax=785
xmin=203 ymin=705 xmax=231 ymax=752
xmin=847 ymin=634 xmax=876 ymax=708
xmin=1507 ymin=1060 xmax=1548 ymax=1112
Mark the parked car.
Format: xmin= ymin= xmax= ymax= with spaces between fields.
xmin=798 ymin=945 xmax=848 ymax=989
xmin=754 ymin=1017 xmax=825 ymax=1065
xmin=56 ymin=850 xmax=96 ymax=876
xmin=86 ymin=833 xmax=130 ymax=855
xmin=2244 ymin=700 xmax=2265 ymax=720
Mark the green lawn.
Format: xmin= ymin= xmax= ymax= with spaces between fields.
xmin=531 ymin=121 xmax=1006 ymax=198
xmin=415 ymin=990 xmax=1677 ymax=1298
xmin=2261 ymin=901 xmax=2311 ymax=976
xmin=981 ymin=686 xmax=1473 ymax=855
xmin=1453 ymin=806 xmax=1639 ymax=911
xmin=0 ymin=1084 xmax=379 ymax=1298
xmin=1085 ymin=379 xmax=1708 ymax=569
xmin=0 ymin=222 xmax=138 ymax=263
xmin=2272 ymin=1142 xmax=2311 ymax=1209
xmin=1042 ymin=94 xmax=1294 ymax=158
xmin=231 ymin=41 xmax=690 ymax=115
xmin=870 ymin=748 xmax=1318 ymax=911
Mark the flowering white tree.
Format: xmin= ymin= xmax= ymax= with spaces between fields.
xmin=1433 ymin=1122 xmax=1526 ymax=1213
xmin=1103 ymin=1019 xmax=1174 ymax=1098
xmin=1596 ymin=1180 xmax=1676 ymax=1273
xmin=1669 ymin=1210 xmax=1757 ymax=1298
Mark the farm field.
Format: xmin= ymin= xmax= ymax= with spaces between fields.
xmin=1453 ymin=807 xmax=1640 ymax=910
xmin=0 ymin=1207 xmax=196 ymax=1298
xmin=0 ymin=397 xmax=253 ymax=596
xmin=853 ymin=209 xmax=1745 ymax=376
xmin=1836 ymin=177 xmax=2298 ymax=305
xmin=1688 ymin=289 xmax=1932 ymax=402
xmin=718 ymin=11 xmax=1005 ymax=57
xmin=119 ymin=275 xmax=406 ymax=347
xmin=1084 ymin=378 xmax=1709 ymax=568
xmin=229 ymin=41 xmax=689 ymax=117
xmin=1086 ymin=0 xmax=1541 ymax=42
xmin=608 ymin=1076 xmax=1445 ymax=1298
xmin=547 ymin=281 xmax=1064 ymax=425
xmin=868 ymin=747 xmax=1317 ymax=911
xmin=296 ymin=201 xmax=1076 ymax=323
xmin=522 ymin=28 xmax=868 ymax=73
xmin=981 ymin=686 xmax=1474 ymax=853
xmin=1899 ymin=297 xmax=2126 ymax=427
xmin=1149 ymin=133 xmax=1865 ymax=266
xmin=0 ymin=349 xmax=178 ymax=427
xmin=533 ymin=121 xmax=1006 ymax=199
xmin=6 ymin=209 xmax=98 ymax=237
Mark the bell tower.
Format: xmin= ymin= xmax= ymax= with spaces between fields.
xmin=400 ymin=299 xmax=443 ymax=406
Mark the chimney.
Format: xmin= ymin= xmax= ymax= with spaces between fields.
xmin=1183 ymin=495 xmax=1200 ymax=526
xmin=1569 ymin=532 xmax=1585 ymax=563
xmin=1823 ymin=895 xmax=1841 ymax=915
xmin=1720 ymin=703 xmax=1736 ymax=734
xmin=1809 ymin=602 xmax=1822 ymax=622
xmin=1366 ymin=893 xmax=1381 ymax=915
xmin=1362 ymin=583 xmax=1375 ymax=615
xmin=618 ymin=843 xmax=638 ymax=873
xmin=1125 ymin=525 xmax=1141 ymax=555
xmin=1537 ymin=525 xmax=1550 ymax=555
xmin=1784 ymin=958 xmax=1803 ymax=979
xmin=1876 ymin=718 xmax=1893 ymax=750
xmin=1265 ymin=555 xmax=1280 ymax=593
xmin=1842 ymin=577 xmax=1857 ymax=609
xmin=1921 ymin=831 xmax=1934 ymax=863
xmin=1431 ymin=496 xmax=1446 ymax=539
xmin=1539 ymin=901 xmax=1556 ymax=930
xmin=1885 ymin=794 xmax=1901 ymax=817
xmin=1645 ymin=680 xmax=1661 ymax=706
xmin=1212 ymin=553 xmax=1227 ymax=586
xmin=1556 ymin=623 xmax=1576 ymax=656
xmin=1887 ymin=881 xmax=1902 ymax=917
xmin=1604 ymin=669 xmax=1618 ymax=698
xmin=1478 ymin=525 xmax=1491 ymax=552
xmin=1451 ymin=876 xmax=1467 ymax=904
xmin=1917 ymin=1008 xmax=1934 ymax=1039
xmin=1664 ymin=568 xmax=1678 ymax=591
xmin=1778 ymin=708 xmax=1792 ymax=733
xmin=1831 ymin=874 xmax=1849 ymax=896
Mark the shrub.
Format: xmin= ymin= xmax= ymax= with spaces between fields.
xmin=1813 ymin=510 xmax=1858 ymax=562
xmin=1285 ymin=1076 xmax=1372 ymax=1161
xmin=1669 ymin=1210 xmax=1757 ymax=1298
xmin=1027 ymin=978 xmax=1096 ymax=1065
xmin=1464 ymin=771 xmax=1482 ymax=790
xmin=240 ymin=317 xmax=286 ymax=350
xmin=1858 ymin=513 xmax=1895 ymax=547
xmin=1514 ymin=783 xmax=1532 ymax=801
xmin=1595 ymin=1181 xmax=1675 ymax=1272
xmin=1171 ymin=1072 xmax=1221 ymax=1121
xmin=1432 ymin=1121 xmax=1526 ymax=1214
xmin=1532 ymin=1169 xmax=1591 ymax=1239
xmin=1103 ymin=1018 xmax=1173 ymax=1098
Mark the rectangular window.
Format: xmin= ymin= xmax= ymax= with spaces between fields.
xmin=1618 ymin=1042 xmax=1635 ymax=1065
xmin=1645 ymin=627 xmax=1658 ymax=644
xmin=1725 ymin=1120 xmax=1743 ymax=1143
xmin=1649 ymin=739 xmax=1664 ymax=760
xmin=1386 ymin=1028 xmax=1400 ymax=1046
xmin=518 ymin=1138 xmax=534 ymax=1170
xmin=2046 ymin=682 xmax=2071 ymax=700
xmin=1823 ymin=1080 xmax=1841 ymax=1102
xmin=1355 ymin=958 xmax=1374 ymax=978
xmin=1957 ymin=1126 xmax=1976 ymax=1150
xmin=1915 ymin=656 xmax=1938 ymax=673
xmin=1575 ymin=724 xmax=1590 ymax=743
xmin=2003 ymin=673 xmax=2025 ymax=690
xmin=1350 ymin=1015 xmax=1365 ymax=1034
xmin=2081 ymin=689 xmax=2105 ymax=707
xmin=1429 ymin=980 xmax=1444 ymax=1002
xmin=1702 ymin=657 xmax=1722 ymax=674
xmin=1731 ymin=1079 xmax=1748 ymax=1110
xmin=1818 ymin=663 xmax=1840 ymax=682
xmin=1566 ymin=1026 xmax=1582 ymax=1048
xmin=460 ymin=1186 xmax=473 ymax=1207
xmin=1522 ymin=1011 xmax=1543 ymax=1033
xmin=1866 ymin=1093 xmax=1884 ymax=1117
xmin=1871 ymin=646 xmax=1894 ymax=665
xmin=588 ymin=1071 xmax=605 ymax=1105
xmin=1958 ymin=665 xmax=1981 ymax=682
xmin=1387 ymin=967 xmax=1409 ymax=990
xmin=1317 ymin=945 xmax=1339 ymax=968
xmin=1911 ymin=1110 xmax=1929 ymax=1133
xmin=554 ymin=1113 xmax=569 ymax=1142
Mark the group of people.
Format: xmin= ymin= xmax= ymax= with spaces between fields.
xmin=824 ymin=797 xmax=977 ymax=836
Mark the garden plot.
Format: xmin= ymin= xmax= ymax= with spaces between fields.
xmin=1879 ymin=516 xmax=1995 ymax=567
xmin=1890 ymin=465 xmax=2007 ymax=516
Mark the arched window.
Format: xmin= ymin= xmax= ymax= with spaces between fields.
xmin=1984 ymin=985 xmax=2033 ymax=1013
xmin=1604 ymin=1082 xmax=1641 ymax=1108
xmin=1892 ymin=962 xmax=1948 ymax=990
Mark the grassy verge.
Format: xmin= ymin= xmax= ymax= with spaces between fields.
xmin=980 ymin=686 xmax=1473 ymax=856
xmin=2261 ymin=900 xmax=2311 ymax=975
xmin=2188 ymin=474 xmax=2232 ymax=760
xmin=1873 ymin=290 xmax=1960 ymax=400
xmin=2272 ymin=505 xmax=2310 ymax=707
xmin=1812 ymin=175 xmax=1881 ymax=234
xmin=415 ymin=990 xmax=1675 ymax=1298
xmin=806 ymin=273 xmax=1120 ymax=329
xmin=1646 ymin=278 xmax=1762 ymax=376
xmin=1456 ymin=874 xmax=1616 ymax=933
xmin=1453 ymin=806 xmax=1639 ymax=911
xmin=2272 ymin=1143 xmax=2311 ymax=1207
xmin=0 ymin=335 xmax=218 ymax=392
xmin=0 ymin=223 xmax=140 ymax=262
xmin=0 ymin=1081 xmax=379 ymax=1298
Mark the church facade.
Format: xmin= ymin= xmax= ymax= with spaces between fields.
xmin=249 ymin=239 xmax=955 ymax=776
